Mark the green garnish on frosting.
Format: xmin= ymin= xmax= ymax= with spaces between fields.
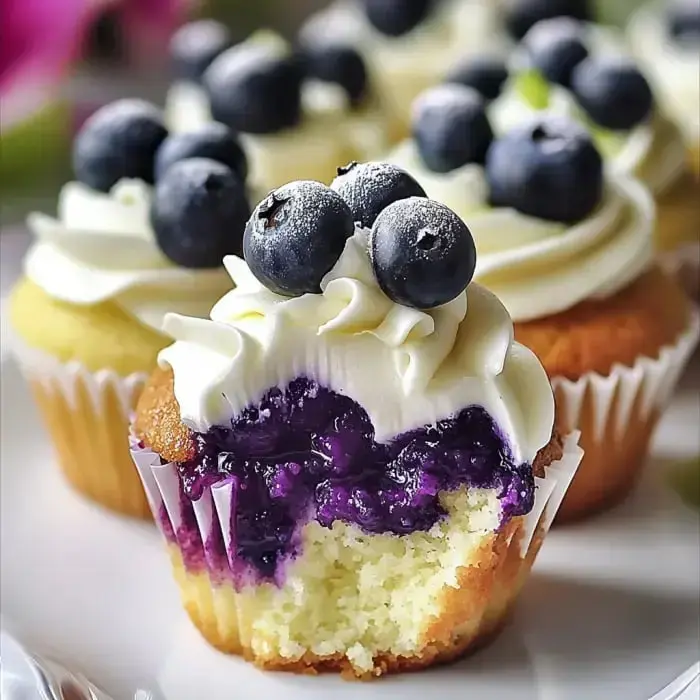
xmin=668 ymin=458 xmax=700 ymax=511
xmin=515 ymin=70 xmax=551 ymax=110
xmin=587 ymin=122 xmax=627 ymax=159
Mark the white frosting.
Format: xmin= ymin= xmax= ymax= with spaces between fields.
xmin=628 ymin=3 xmax=700 ymax=147
xmin=389 ymin=141 xmax=655 ymax=322
xmin=158 ymin=229 xmax=555 ymax=464
xmin=25 ymin=180 xmax=232 ymax=332
xmin=300 ymin=0 xmax=508 ymax=128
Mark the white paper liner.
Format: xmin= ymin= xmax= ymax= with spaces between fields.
xmin=7 ymin=327 xmax=150 ymax=415
xmin=130 ymin=430 xmax=584 ymax=581
xmin=551 ymin=309 xmax=700 ymax=443
xmin=659 ymin=242 xmax=700 ymax=299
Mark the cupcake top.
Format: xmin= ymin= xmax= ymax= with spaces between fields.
xmin=158 ymin=170 xmax=554 ymax=463
xmin=25 ymin=99 xmax=252 ymax=332
xmin=486 ymin=18 xmax=689 ymax=195
xmin=390 ymin=93 xmax=654 ymax=322
xmin=168 ymin=24 xmax=378 ymax=124
xmin=627 ymin=1 xmax=700 ymax=148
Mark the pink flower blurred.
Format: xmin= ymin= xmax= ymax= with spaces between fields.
xmin=0 ymin=0 xmax=192 ymax=131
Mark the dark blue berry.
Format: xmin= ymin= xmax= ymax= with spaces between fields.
xmin=243 ymin=181 xmax=355 ymax=296
xmin=155 ymin=123 xmax=248 ymax=183
xmin=361 ymin=0 xmax=434 ymax=37
xmin=504 ymin=0 xmax=591 ymax=40
xmin=443 ymin=55 xmax=509 ymax=101
xmin=150 ymin=158 xmax=250 ymax=269
xmin=298 ymin=42 xmax=369 ymax=106
xmin=370 ymin=197 xmax=476 ymax=309
xmin=330 ymin=161 xmax=427 ymax=229
xmin=571 ymin=56 xmax=654 ymax=131
xmin=668 ymin=1 xmax=700 ymax=42
xmin=412 ymin=84 xmax=494 ymax=173
xmin=72 ymin=99 xmax=168 ymax=193
xmin=524 ymin=18 xmax=589 ymax=87
xmin=169 ymin=20 xmax=233 ymax=82
xmin=486 ymin=117 xmax=603 ymax=223
xmin=203 ymin=43 xmax=303 ymax=134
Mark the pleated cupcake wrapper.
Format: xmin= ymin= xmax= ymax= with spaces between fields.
xmin=659 ymin=243 xmax=700 ymax=298
xmin=8 ymin=331 xmax=152 ymax=517
xmin=551 ymin=308 xmax=700 ymax=444
xmin=130 ymin=430 xmax=583 ymax=581
xmin=7 ymin=330 xmax=149 ymax=415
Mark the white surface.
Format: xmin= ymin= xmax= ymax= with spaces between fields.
xmin=1 ymin=227 xmax=699 ymax=699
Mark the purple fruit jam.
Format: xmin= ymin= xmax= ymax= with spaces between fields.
xmin=176 ymin=377 xmax=534 ymax=581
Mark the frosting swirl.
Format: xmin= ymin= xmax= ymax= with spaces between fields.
xmin=389 ymin=142 xmax=655 ymax=322
xmin=628 ymin=3 xmax=700 ymax=148
xmin=159 ymin=229 xmax=554 ymax=463
xmin=25 ymin=180 xmax=232 ymax=332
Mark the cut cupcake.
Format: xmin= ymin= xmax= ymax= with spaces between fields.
xmin=488 ymin=17 xmax=700 ymax=295
xmin=389 ymin=98 xmax=699 ymax=521
xmin=131 ymin=173 xmax=581 ymax=676
xmin=165 ymin=25 xmax=390 ymax=192
xmin=8 ymin=99 xmax=251 ymax=517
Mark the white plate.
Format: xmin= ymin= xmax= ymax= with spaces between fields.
xmin=1 ymin=350 xmax=699 ymax=700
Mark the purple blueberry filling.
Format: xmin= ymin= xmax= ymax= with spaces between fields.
xmin=176 ymin=377 xmax=534 ymax=581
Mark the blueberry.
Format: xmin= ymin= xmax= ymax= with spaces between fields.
xmin=361 ymin=0 xmax=434 ymax=37
xmin=243 ymin=181 xmax=355 ymax=296
xmin=504 ymin=0 xmax=591 ymax=40
xmin=203 ymin=42 xmax=303 ymax=134
xmin=411 ymin=84 xmax=494 ymax=173
xmin=72 ymin=99 xmax=168 ymax=193
xmin=571 ymin=56 xmax=654 ymax=131
xmin=155 ymin=123 xmax=248 ymax=183
xmin=486 ymin=117 xmax=603 ymax=223
xmin=523 ymin=18 xmax=589 ymax=87
xmin=668 ymin=1 xmax=700 ymax=42
xmin=170 ymin=20 xmax=233 ymax=82
xmin=151 ymin=158 xmax=251 ymax=268
xmin=330 ymin=162 xmax=427 ymax=229
xmin=443 ymin=55 xmax=509 ymax=102
xmin=370 ymin=197 xmax=476 ymax=309
xmin=299 ymin=41 xmax=368 ymax=106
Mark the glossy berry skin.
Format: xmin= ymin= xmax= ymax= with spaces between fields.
xmin=412 ymin=84 xmax=494 ymax=173
xmin=203 ymin=44 xmax=303 ymax=134
xmin=169 ymin=20 xmax=232 ymax=82
xmin=331 ymin=161 xmax=427 ymax=229
xmin=370 ymin=197 xmax=476 ymax=309
xmin=444 ymin=55 xmax=509 ymax=102
xmin=361 ymin=0 xmax=434 ymax=37
xmin=151 ymin=158 xmax=251 ymax=269
xmin=504 ymin=0 xmax=591 ymax=40
xmin=668 ymin=1 xmax=700 ymax=41
xmin=243 ymin=181 xmax=355 ymax=296
xmin=486 ymin=117 xmax=603 ymax=223
xmin=570 ymin=56 xmax=654 ymax=131
xmin=524 ymin=18 xmax=589 ymax=87
xmin=72 ymin=99 xmax=168 ymax=192
xmin=299 ymin=42 xmax=369 ymax=106
xmin=155 ymin=123 xmax=248 ymax=183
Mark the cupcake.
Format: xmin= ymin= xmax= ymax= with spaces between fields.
xmin=130 ymin=172 xmax=582 ymax=675
xmin=390 ymin=98 xmax=699 ymax=521
xmin=8 ymin=99 xmax=252 ymax=518
xmin=299 ymin=0 xmax=508 ymax=139
xmin=165 ymin=23 xmax=389 ymax=192
xmin=627 ymin=1 xmax=700 ymax=291
xmin=490 ymin=17 xmax=700 ymax=294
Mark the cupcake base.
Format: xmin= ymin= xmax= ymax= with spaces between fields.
xmin=131 ymin=429 xmax=582 ymax=678
xmin=9 ymin=330 xmax=151 ymax=519
xmin=515 ymin=268 xmax=699 ymax=522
